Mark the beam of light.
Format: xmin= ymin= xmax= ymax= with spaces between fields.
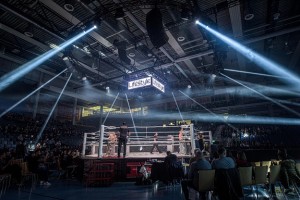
xmin=196 ymin=21 xmax=300 ymax=87
xmin=276 ymin=99 xmax=300 ymax=107
xmin=140 ymin=111 xmax=300 ymax=125
xmin=224 ymin=68 xmax=288 ymax=79
xmin=0 ymin=68 xmax=67 ymax=118
xmin=125 ymin=93 xmax=139 ymax=140
xmin=35 ymin=73 xmax=72 ymax=144
xmin=102 ymin=92 xmax=119 ymax=124
xmin=221 ymin=72 xmax=300 ymax=117
xmin=171 ymin=92 xmax=184 ymax=122
xmin=0 ymin=26 xmax=96 ymax=92
xmin=179 ymin=90 xmax=239 ymax=131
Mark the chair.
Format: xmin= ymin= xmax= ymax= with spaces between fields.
xmin=239 ymin=166 xmax=253 ymax=186
xmin=296 ymin=163 xmax=300 ymax=173
xmin=198 ymin=169 xmax=215 ymax=199
xmin=20 ymin=162 xmax=37 ymax=189
xmin=239 ymin=166 xmax=255 ymax=199
xmin=0 ymin=174 xmax=11 ymax=199
xmin=262 ymin=161 xmax=271 ymax=172
xmin=254 ymin=166 xmax=268 ymax=199
xmin=269 ymin=165 xmax=287 ymax=199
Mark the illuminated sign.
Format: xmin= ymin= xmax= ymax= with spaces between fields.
xmin=128 ymin=77 xmax=165 ymax=92
xmin=128 ymin=77 xmax=151 ymax=90
xmin=152 ymin=78 xmax=165 ymax=93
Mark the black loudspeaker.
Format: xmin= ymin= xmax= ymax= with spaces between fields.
xmin=114 ymin=40 xmax=131 ymax=65
xmin=146 ymin=8 xmax=169 ymax=48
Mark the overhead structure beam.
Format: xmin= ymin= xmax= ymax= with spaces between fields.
xmin=39 ymin=0 xmax=113 ymax=48
xmin=113 ymin=0 xmax=197 ymax=85
xmin=0 ymin=23 xmax=49 ymax=51
xmin=243 ymin=26 xmax=300 ymax=44
xmin=0 ymin=2 xmax=65 ymax=41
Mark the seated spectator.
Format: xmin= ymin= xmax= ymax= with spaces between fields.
xmin=212 ymin=147 xmax=235 ymax=169
xmin=181 ymin=150 xmax=212 ymax=200
xmin=278 ymin=149 xmax=300 ymax=190
xmin=164 ymin=151 xmax=177 ymax=167
xmin=236 ymin=151 xmax=251 ymax=167
xmin=213 ymin=147 xmax=243 ymax=200
xmin=189 ymin=148 xmax=200 ymax=166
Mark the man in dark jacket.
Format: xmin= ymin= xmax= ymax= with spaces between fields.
xmin=118 ymin=122 xmax=129 ymax=158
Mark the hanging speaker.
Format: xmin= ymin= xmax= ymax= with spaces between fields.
xmin=146 ymin=8 xmax=169 ymax=48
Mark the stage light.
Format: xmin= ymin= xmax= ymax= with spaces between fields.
xmin=187 ymin=85 xmax=191 ymax=88
xmin=0 ymin=26 xmax=95 ymax=92
xmin=196 ymin=21 xmax=300 ymax=88
xmin=220 ymin=72 xmax=300 ymax=117
xmin=82 ymin=76 xmax=87 ymax=81
xmin=212 ymin=74 xmax=217 ymax=78
xmin=0 ymin=69 xmax=67 ymax=118
xmin=106 ymin=86 xmax=109 ymax=90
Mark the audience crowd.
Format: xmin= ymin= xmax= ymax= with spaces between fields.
xmin=0 ymin=112 xmax=299 ymax=199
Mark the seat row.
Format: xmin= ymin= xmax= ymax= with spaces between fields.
xmin=195 ymin=163 xmax=300 ymax=199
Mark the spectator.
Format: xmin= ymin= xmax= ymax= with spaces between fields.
xmin=235 ymin=151 xmax=251 ymax=168
xmin=181 ymin=150 xmax=212 ymax=200
xmin=212 ymin=147 xmax=235 ymax=169
xmin=278 ymin=149 xmax=300 ymax=191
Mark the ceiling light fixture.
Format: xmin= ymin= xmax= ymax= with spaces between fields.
xmin=181 ymin=5 xmax=189 ymax=21
xmin=64 ymin=0 xmax=75 ymax=12
xmin=24 ymin=25 xmax=34 ymax=37
xmin=115 ymin=7 xmax=125 ymax=20
xmin=177 ymin=36 xmax=185 ymax=42
xmin=128 ymin=52 xmax=135 ymax=57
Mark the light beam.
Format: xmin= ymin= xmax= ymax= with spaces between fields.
xmin=0 ymin=68 xmax=67 ymax=118
xmin=196 ymin=21 xmax=300 ymax=87
xmin=35 ymin=73 xmax=72 ymax=144
xmin=224 ymin=68 xmax=288 ymax=79
xmin=125 ymin=93 xmax=138 ymax=138
xmin=171 ymin=92 xmax=184 ymax=122
xmin=179 ymin=90 xmax=239 ymax=131
xmin=0 ymin=26 xmax=96 ymax=92
xmin=103 ymin=92 xmax=119 ymax=124
xmin=220 ymin=72 xmax=300 ymax=117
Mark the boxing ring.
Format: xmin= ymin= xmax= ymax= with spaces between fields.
xmin=82 ymin=124 xmax=197 ymax=159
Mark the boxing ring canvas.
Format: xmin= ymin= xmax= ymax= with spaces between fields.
xmin=82 ymin=124 xmax=198 ymax=159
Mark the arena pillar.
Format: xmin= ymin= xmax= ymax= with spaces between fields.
xmin=98 ymin=125 xmax=105 ymax=158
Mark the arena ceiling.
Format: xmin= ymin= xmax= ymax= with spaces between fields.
xmin=0 ymin=0 xmax=300 ymax=110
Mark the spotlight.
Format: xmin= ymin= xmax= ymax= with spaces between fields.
xmin=181 ymin=5 xmax=189 ymax=21
xmin=82 ymin=76 xmax=87 ymax=81
xmin=115 ymin=7 xmax=125 ymax=20
xmin=244 ymin=13 xmax=254 ymax=21
xmin=187 ymin=85 xmax=191 ymax=88
xmin=24 ymin=25 xmax=34 ymax=37
xmin=195 ymin=20 xmax=200 ymax=24
xmin=212 ymin=74 xmax=217 ymax=78
xmin=244 ymin=1 xmax=254 ymax=21
xmin=106 ymin=86 xmax=109 ymax=90
xmin=273 ymin=12 xmax=280 ymax=20
xmin=64 ymin=0 xmax=75 ymax=12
